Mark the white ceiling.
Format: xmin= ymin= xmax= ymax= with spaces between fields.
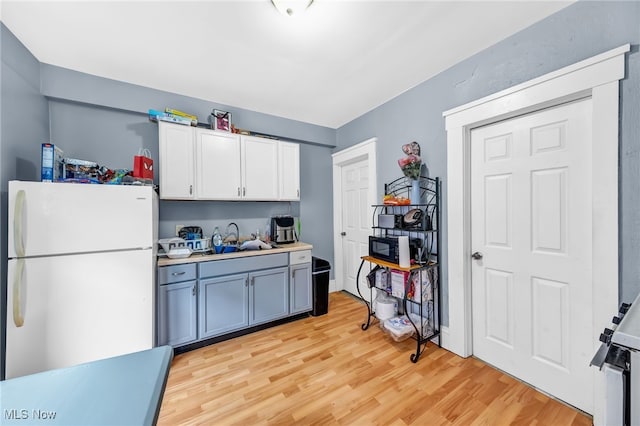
xmin=1 ymin=1 xmax=573 ymax=129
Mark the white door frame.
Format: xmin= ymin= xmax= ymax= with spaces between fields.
xmin=443 ymin=44 xmax=628 ymax=420
xmin=332 ymin=138 xmax=378 ymax=292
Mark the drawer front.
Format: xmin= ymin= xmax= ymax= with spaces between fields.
xmin=289 ymin=250 xmax=312 ymax=265
xmin=199 ymin=253 xmax=288 ymax=278
xmin=158 ymin=263 xmax=197 ymax=285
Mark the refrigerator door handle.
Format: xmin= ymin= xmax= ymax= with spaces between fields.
xmin=13 ymin=259 xmax=25 ymax=327
xmin=14 ymin=189 xmax=26 ymax=257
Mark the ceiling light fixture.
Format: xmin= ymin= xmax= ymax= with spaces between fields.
xmin=271 ymin=0 xmax=314 ymax=17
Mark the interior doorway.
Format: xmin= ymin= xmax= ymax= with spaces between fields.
xmin=332 ymin=138 xmax=377 ymax=298
xmin=444 ymin=44 xmax=628 ymax=421
xmin=470 ymin=98 xmax=594 ymax=412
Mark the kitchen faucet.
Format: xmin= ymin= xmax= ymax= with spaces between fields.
xmin=225 ymin=222 xmax=239 ymax=244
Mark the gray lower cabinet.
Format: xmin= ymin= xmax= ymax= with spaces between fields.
xmin=158 ymin=252 xmax=310 ymax=348
xmin=198 ymin=253 xmax=290 ymax=340
xmin=290 ymin=262 xmax=312 ymax=314
xmin=157 ymin=264 xmax=198 ymax=347
xmin=249 ymin=267 xmax=289 ymax=326
xmin=199 ymin=267 xmax=289 ymax=339
xmin=199 ymin=274 xmax=249 ymax=339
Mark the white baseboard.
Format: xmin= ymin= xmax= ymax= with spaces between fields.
xmin=329 ymin=279 xmax=338 ymax=293
xmin=439 ymin=326 xmax=453 ymax=352
xmin=438 ymin=327 xmax=474 ymax=358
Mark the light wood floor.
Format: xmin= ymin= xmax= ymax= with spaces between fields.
xmin=158 ymin=292 xmax=592 ymax=425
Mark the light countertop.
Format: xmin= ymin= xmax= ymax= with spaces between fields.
xmin=157 ymin=241 xmax=313 ymax=267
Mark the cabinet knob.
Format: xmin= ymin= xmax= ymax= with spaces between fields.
xmin=171 ymin=271 xmax=186 ymax=276
xmin=192 ymin=285 xmax=196 ymax=296
xmin=189 ymin=185 xmax=193 ymax=195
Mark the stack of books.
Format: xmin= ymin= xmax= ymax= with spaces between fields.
xmin=148 ymin=108 xmax=198 ymax=126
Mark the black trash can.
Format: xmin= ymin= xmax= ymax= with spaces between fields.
xmin=311 ymin=257 xmax=331 ymax=316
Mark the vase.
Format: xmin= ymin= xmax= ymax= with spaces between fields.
xmin=410 ymin=179 xmax=421 ymax=205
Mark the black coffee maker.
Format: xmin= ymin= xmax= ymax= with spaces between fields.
xmin=270 ymin=216 xmax=297 ymax=244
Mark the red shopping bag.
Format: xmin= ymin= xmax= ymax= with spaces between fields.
xmin=133 ymin=148 xmax=154 ymax=179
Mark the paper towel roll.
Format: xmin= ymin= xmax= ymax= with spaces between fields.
xmin=375 ymin=298 xmax=397 ymax=321
xmin=398 ymin=235 xmax=410 ymax=267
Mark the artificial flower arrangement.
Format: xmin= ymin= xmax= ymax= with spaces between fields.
xmin=381 ymin=141 xmax=424 ymax=205
xmin=397 ymin=141 xmax=422 ymax=180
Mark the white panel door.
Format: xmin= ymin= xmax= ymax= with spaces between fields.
xmin=471 ymin=99 xmax=593 ymax=412
xmin=341 ymin=159 xmax=370 ymax=298
xmin=6 ymin=250 xmax=154 ymax=379
xmin=195 ymin=128 xmax=241 ymax=200
xmin=8 ymin=181 xmax=156 ymax=257
xmin=242 ymin=136 xmax=279 ymax=200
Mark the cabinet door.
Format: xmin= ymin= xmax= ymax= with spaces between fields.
xmin=241 ymin=136 xmax=279 ymax=200
xmin=290 ymin=262 xmax=312 ymax=314
xmin=195 ymin=129 xmax=242 ymax=200
xmin=199 ymin=274 xmax=249 ymax=339
xmin=158 ymin=122 xmax=195 ymax=199
xmin=249 ymin=267 xmax=289 ymax=325
xmin=279 ymin=141 xmax=300 ymax=201
xmin=158 ymin=281 xmax=197 ymax=347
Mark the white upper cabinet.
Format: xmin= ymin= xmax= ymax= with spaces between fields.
xmin=158 ymin=121 xmax=195 ymax=200
xmin=158 ymin=123 xmax=300 ymax=201
xmin=196 ymin=128 xmax=242 ymax=200
xmin=241 ymin=136 xmax=279 ymax=200
xmin=278 ymin=141 xmax=300 ymax=201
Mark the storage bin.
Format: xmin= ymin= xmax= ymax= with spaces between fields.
xmin=381 ymin=315 xmax=415 ymax=342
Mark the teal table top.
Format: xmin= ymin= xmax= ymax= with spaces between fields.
xmin=1 ymin=346 xmax=173 ymax=425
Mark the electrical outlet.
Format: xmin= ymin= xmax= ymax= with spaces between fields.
xmin=175 ymin=224 xmax=184 ymax=236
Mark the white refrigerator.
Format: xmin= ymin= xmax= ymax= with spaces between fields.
xmin=5 ymin=180 xmax=158 ymax=379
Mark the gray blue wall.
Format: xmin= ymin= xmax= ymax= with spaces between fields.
xmin=336 ymin=1 xmax=640 ymax=323
xmin=0 ymin=23 xmax=50 ymax=378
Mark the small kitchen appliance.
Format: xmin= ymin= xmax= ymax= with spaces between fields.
xmin=402 ymin=208 xmax=424 ymax=229
xmin=368 ymin=235 xmax=422 ymax=264
xmin=378 ymin=214 xmax=403 ymax=229
xmin=271 ymin=215 xmax=297 ymax=244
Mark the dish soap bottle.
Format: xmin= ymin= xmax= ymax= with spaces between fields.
xmin=212 ymin=227 xmax=223 ymax=253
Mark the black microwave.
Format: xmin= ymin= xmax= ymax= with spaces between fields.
xmin=368 ymin=236 xmax=421 ymax=264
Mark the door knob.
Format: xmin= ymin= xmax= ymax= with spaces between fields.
xmin=340 ymin=232 xmax=346 ymax=236
xmin=471 ymin=251 xmax=483 ymax=260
